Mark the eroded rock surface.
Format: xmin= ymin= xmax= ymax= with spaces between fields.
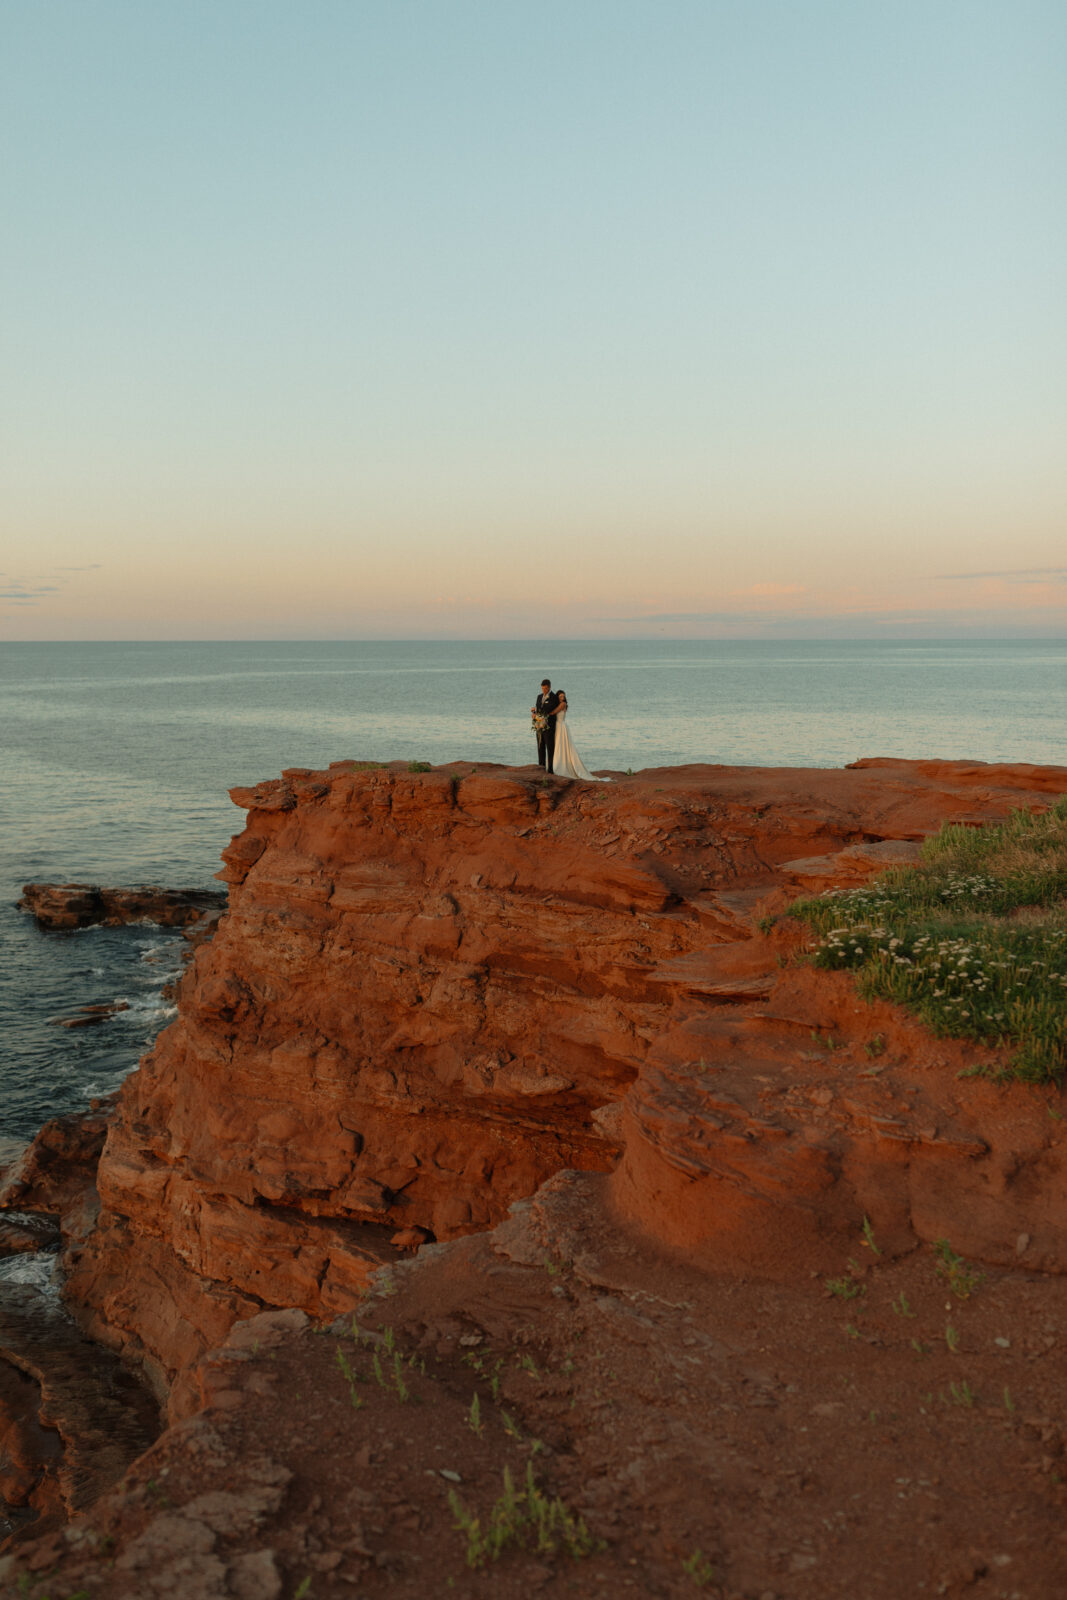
xmin=50 ymin=755 xmax=1066 ymax=1390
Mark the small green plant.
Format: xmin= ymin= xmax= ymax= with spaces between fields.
xmin=890 ymin=1292 xmax=915 ymax=1318
xmin=811 ymin=1029 xmax=839 ymax=1051
xmin=1003 ymin=1387 xmax=1016 ymax=1412
xmin=294 ymin=1580 xmax=313 ymax=1600
xmin=756 ymin=914 xmax=776 ymax=935
xmin=682 ymin=1548 xmax=718 ymax=1586
xmin=370 ymin=1346 xmax=412 ymax=1401
xmin=945 ymin=1324 xmax=960 ymax=1353
xmin=934 ymin=1239 xmax=984 ymax=1299
xmin=391 ymin=1352 xmax=410 ymax=1402
xmin=910 ymin=1338 xmax=929 ymax=1354
xmin=466 ymin=1392 xmax=484 ymax=1435
xmin=825 ymin=1275 xmax=865 ymax=1301
xmin=447 ymin=1463 xmax=600 ymax=1568
xmin=861 ymin=1216 xmax=882 ymax=1256
xmin=407 ymin=760 xmax=432 ymax=772
xmin=864 ymin=1034 xmax=887 ymax=1058
xmin=335 ymin=1346 xmax=364 ymax=1409
xmin=500 ymin=1409 xmax=523 ymax=1440
xmin=946 ymin=1380 xmax=975 ymax=1407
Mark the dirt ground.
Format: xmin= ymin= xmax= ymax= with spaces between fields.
xmin=4 ymin=1168 xmax=1066 ymax=1600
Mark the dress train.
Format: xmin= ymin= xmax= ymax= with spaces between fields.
xmin=552 ymin=711 xmax=609 ymax=781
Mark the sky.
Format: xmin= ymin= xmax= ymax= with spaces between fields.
xmin=1 ymin=1 xmax=1064 ymax=640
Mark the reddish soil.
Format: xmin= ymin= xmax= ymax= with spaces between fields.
xmin=3 ymin=1173 xmax=1066 ymax=1599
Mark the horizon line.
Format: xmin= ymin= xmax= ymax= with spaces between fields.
xmin=1 ymin=634 xmax=1065 ymax=647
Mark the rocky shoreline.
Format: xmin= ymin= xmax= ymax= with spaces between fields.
xmin=17 ymin=883 xmax=226 ymax=935
xmin=3 ymin=756 xmax=1066 ymax=1597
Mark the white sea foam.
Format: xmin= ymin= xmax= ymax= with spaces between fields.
xmin=0 ymin=1250 xmax=60 ymax=1295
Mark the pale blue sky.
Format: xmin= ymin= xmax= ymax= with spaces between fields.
xmin=1 ymin=1 xmax=1064 ymax=638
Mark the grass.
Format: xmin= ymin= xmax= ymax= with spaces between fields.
xmin=791 ymin=798 xmax=1067 ymax=1083
xmin=335 ymin=1346 xmax=364 ymax=1408
xmin=448 ymin=1462 xmax=600 ymax=1568
xmin=934 ymin=1238 xmax=984 ymax=1300
xmin=336 ymin=1328 xmax=419 ymax=1403
xmin=682 ymin=1548 xmax=718 ymax=1586
xmin=825 ymin=1275 xmax=865 ymax=1301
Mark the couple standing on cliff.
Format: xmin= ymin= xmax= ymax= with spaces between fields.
xmin=531 ymin=678 xmax=609 ymax=782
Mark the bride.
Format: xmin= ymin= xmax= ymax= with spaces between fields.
xmin=551 ymin=691 xmax=610 ymax=782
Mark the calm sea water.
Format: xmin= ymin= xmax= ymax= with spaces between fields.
xmin=1 ymin=638 xmax=1064 ymax=1145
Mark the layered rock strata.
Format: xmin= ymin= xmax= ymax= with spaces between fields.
xmin=49 ymin=755 xmax=1066 ymax=1393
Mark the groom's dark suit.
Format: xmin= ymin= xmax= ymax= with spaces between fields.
xmin=535 ymin=690 xmax=560 ymax=772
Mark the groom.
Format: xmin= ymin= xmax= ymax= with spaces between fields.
xmin=532 ymin=678 xmax=560 ymax=773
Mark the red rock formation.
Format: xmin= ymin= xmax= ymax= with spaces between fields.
xmin=17 ymin=884 xmax=224 ymax=933
xmin=0 ymin=1108 xmax=111 ymax=1224
xmin=52 ymin=755 xmax=1067 ymax=1394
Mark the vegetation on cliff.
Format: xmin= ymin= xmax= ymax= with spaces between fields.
xmin=794 ymin=798 xmax=1067 ymax=1083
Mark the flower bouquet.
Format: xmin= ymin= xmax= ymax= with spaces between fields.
xmin=531 ymin=712 xmax=548 ymax=733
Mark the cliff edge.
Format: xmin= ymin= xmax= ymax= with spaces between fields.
xmin=51 ymin=755 xmax=1067 ymax=1393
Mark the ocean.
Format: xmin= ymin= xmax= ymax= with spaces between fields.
xmin=2 ymin=638 xmax=1065 ymax=1150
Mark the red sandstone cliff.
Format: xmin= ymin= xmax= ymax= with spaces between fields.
xmin=51 ymin=755 xmax=1067 ymax=1395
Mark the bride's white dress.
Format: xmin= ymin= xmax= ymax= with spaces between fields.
xmin=553 ymin=710 xmax=609 ymax=781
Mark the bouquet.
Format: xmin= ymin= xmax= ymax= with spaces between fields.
xmin=531 ymin=712 xmax=548 ymax=732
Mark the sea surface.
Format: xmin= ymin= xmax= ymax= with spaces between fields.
xmin=2 ymin=638 xmax=1065 ymax=1149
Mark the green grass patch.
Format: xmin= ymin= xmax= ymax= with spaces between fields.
xmin=448 ymin=1462 xmax=600 ymax=1568
xmin=791 ymin=798 xmax=1067 ymax=1084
